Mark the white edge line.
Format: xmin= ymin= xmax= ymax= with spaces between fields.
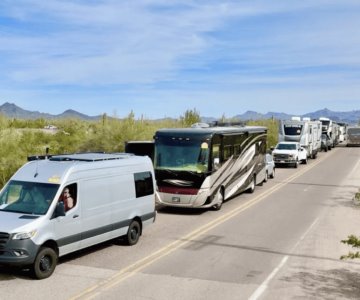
xmin=248 ymin=218 xmax=319 ymax=300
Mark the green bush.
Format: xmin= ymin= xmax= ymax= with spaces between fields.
xmin=0 ymin=112 xmax=280 ymax=188
xmin=341 ymin=235 xmax=360 ymax=259
xmin=247 ymin=118 xmax=279 ymax=150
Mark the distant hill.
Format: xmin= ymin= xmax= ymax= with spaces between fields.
xmin=0 ymin=102 xmax=359 ymax=124
xmin=0 ymin=102 xmax=100 ymax=120
xmin=230 ymin=108 xmax=360 ymax=125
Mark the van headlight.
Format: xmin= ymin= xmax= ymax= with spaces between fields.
xmin=12 ymin=230 xmax=37 ymax=240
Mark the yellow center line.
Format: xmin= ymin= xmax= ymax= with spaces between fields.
xmin=71 ymin=149 xmax=335 ymax=299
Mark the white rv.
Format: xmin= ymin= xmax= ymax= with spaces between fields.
xmin=0 ymin=153 xmax=156 ymax=279
xmin=278 ymin=117 xmax=321 ymax=159
xmin=337 ymin=122 xmax=347 ymax=143
xmin=319 ymin=117 xmax=336 ymax=148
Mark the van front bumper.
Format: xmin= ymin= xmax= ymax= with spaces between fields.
xmin=0 ymin=237 xmax=39 ymax=266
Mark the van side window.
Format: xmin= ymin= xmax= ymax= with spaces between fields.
xmin=134 ymin=172 xmax=154 ymax=198
xmin=59 ymin=183 xmax=77 ymax=211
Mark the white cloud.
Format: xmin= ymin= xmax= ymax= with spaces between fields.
xmin=0 ymin=0 xmax=359 ymax=117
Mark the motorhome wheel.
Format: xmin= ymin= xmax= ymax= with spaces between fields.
xmin=212 ymin=189 xmax=224 ymax=211
xmin=248 ymin=176 xmax=256 ymax=193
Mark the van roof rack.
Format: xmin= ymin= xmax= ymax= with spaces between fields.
xmin=28 ymin=152 xmax=134 ymax=162
xmin=50 ymin=153 xmax=133 ymax=162
xmin=27 ymin=155 xmax=53 ymax=161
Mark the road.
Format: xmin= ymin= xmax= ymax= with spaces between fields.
xmin=1 ymin=146 xmax=360 ymax=299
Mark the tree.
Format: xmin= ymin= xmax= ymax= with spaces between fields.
xmin=247 ymin=118 xmax=279 ymax=150
xmin=180 ymin=108 xmax=201 ymax=127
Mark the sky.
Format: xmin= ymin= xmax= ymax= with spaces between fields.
xmin=0 ymin=0 xmax=360 ymax=119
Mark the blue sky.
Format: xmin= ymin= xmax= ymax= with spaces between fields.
xmin=0 ymin=0 xmax=360 ymax=119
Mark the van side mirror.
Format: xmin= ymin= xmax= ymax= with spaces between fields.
xmin=53 ymin=202 xmax=66 ymax=218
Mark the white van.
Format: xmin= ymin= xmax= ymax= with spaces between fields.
xmin=0 ymin=153 xmax=156 ymax=279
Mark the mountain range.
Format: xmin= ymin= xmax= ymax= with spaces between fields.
xmin=0 ymin=102 xmax=100 ymax=121
xmin=1 ymin=102 xmax=359 ymax=124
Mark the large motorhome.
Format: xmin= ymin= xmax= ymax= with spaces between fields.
xmin=153 ymin=123 xmax=267 ymax=210
xmin=346 ymin=127 xmax=360 ymax=146
xmin=0 ymin=153 xmax=156 ymax=279
xmin=278 ymin=117 xmax=321 ymax=159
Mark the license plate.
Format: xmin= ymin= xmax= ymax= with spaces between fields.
xmin=172 ymin=197 xmax=180 ymax=203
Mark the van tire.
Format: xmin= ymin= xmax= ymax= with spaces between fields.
xmin=32 ymin=247 xmax=57 ymax=279
xmin=126 ymin=220 xmax=141 ymax=246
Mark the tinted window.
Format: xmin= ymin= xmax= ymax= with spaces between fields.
xmin=134 ymin=172 xmax=154 ymax=198
xmin=223 ymin=145 xmax=233 ymax=160
xmin=284 ymin=125 xmax=303 ymax=136
xmin=276 ymin=143 xmax=297 ymax=150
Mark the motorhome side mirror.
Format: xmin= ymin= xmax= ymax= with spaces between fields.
xmin=213 ymin=158 xmax=220 ymax=169
xmin=54 ymin=201 xmax=66 ymax=217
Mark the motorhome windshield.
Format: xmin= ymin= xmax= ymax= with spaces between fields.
xmin=321 ymin=120 xmax=331 ymax=131
xmin=155 ymin=135 xmax=210 ymax=173
xmin=284 ymin=125 xmax=303 ymax=136
xmin=0 ymin=180 xmax=59 ymax=215
xmin=276 ymin=143 xmax=297 ymax=150
xmin=347 ymin=128 xmax=360 ymax=136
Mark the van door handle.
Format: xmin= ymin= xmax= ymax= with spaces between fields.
xmin=73 ymin=214 xmax=79 ymax=218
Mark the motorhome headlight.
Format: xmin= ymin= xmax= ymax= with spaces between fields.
xmin=12 ymin=230 xmax=37 ymax=240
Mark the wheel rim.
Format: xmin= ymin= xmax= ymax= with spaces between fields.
xmin=130 ymin=226 xmax=138 ymax=241
xmin=40 ymin=255 xmax=51 ymax=272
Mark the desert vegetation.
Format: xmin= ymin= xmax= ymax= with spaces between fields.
xmin=0 ymin=110 xmax=278 ymax=188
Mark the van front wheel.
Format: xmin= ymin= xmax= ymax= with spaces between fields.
xmin=32 ymin=247 xmax=57 ymax=279
xmin=126 ymin=220 xmax=141 ymax=246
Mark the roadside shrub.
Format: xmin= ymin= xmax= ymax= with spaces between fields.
xmin=341 ymin=235 xmax=360 ymax=259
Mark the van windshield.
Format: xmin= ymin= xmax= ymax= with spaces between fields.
xmin=0 ymin=180 xmax=60 ymax=215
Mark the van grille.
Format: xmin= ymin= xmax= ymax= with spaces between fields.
xmin=0 ymin=232 xmax=10 ymax=249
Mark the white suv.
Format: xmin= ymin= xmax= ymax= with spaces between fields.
xmin=272 ymin=142 xmax=307 ymax=168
